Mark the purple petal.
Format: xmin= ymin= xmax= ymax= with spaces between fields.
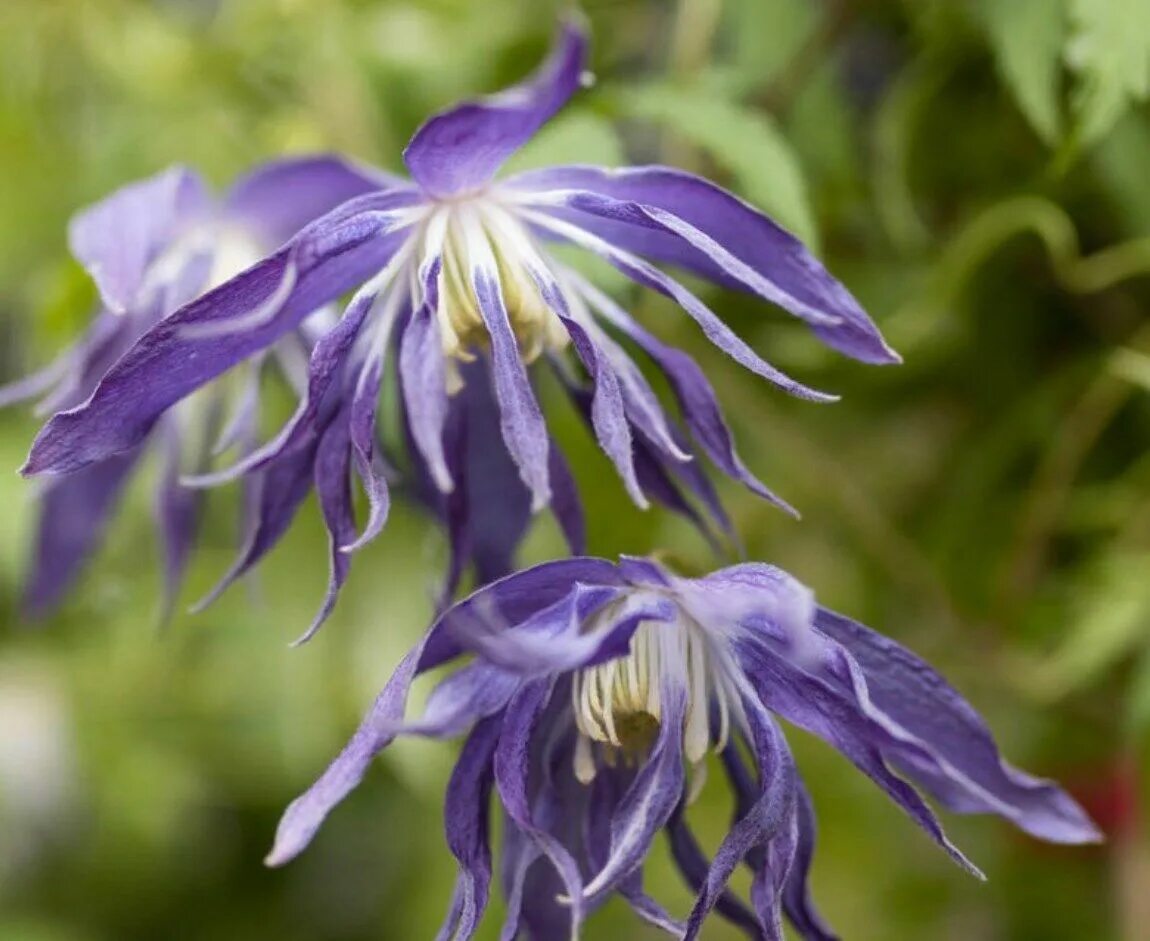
xmin=26 ymin=195 xmax=417 ymax=477
xmin=293 ymin=413 xmax=355 ymax=646
xmin=507 ymin=165 xmax=898 ymax=364
xmin=267 ymin=632 xmax=434 ymax=866
xmin=393 ymin=662 xmax=523 ymax=738
xmin=418 ymin=557 xmax=624 ymax=671
xmin=184 ymin=283 xmax=377 ymax=488
xmin=192 ymin=438 xmax=318 ymax=613
xmin=68 ymin=166 xmax=210 ymax=315
xmin=734 ymin=638 xmax=983 ymax=877
xmin=0 ymin=355 xmax=71 ymax=410
xmin=22 ymin=451 xmax=141 ymax=619
xmin=782 ymin=777 xmax=839 ymax=941
xmin=547 ymin=439 xmax=586 ymax=555
xmin=223 ymin=155 xmax=406 ymax=246
xmin=344 ymin=354 xmax=391 ymax=553
xmin=400 ymin=275 xmax=453 ymax=493
xmin=813 ymin=607 xmax=1102 ymax=844
xmin=525 ymin=209 xmax=833 ymax=404
xmin=667 ymin=809 xmax=765 ymax=940
xmin=470 ymin=262 xmax=551 ymax=510
xmin=582 ymin=684 xmax=687 ymax=900
xmin=437 ymin=716 xmax=501 ymax=941
xmin=494 ymin=680 xmax=586 ymax=936
xmin=448 ymin=583 xmax=675 ymax=677
xmin=154 ymin=417 xmax=205 ymax=622
xmin=554 ymin=310 xmax=646 ymax=508
xmin=575 ymin=274 xmax=796 ymax=515
xmin=684 ymin=699 xmax=796 ymax=941
xmin=403 ymin=18 xmax=588 ymax=196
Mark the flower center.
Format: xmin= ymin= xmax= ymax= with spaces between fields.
xmin=571 ymin=617 xmax=734 ymax=788
xmin=428 ymin=199 xmax=569 ymax=379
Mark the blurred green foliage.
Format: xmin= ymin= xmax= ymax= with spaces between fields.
xmin=2 ymin=0 xmax=1150 ymax=939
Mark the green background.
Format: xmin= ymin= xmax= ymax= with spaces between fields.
xmin=1 ymin=0 xmax=1148 ymax=938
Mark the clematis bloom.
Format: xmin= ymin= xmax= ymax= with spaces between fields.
xmin=24 ymin=18 xmax=897 ymax=620
xmin=265 ymin=556 xmax=1100 ymax=940
xmin=2 ymin=157 xmax=380 ymax=617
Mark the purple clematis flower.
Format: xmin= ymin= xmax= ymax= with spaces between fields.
xmin=23 ymin=18 xmax=898 ymax=617
xmin=264 ymin=556 xmax=1100 ymax=940
xmin=1 ymin=157 xmax=382 ymax=618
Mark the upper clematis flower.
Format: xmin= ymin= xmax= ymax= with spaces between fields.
xmin=1 ymin=157 xmax=382 ymax=618
xmin=23 ymin=18 xmax=897 ymax=614
xmin=264 ymin=556 xmax=1100 ymax=941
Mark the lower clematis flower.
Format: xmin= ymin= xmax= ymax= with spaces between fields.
xmin=264 ymin=556 xmax=1101 ymax=940
xmin=0 ymin=157 xmax=381 ymax=618
xmin=24 ymin=16 xmax=898 ymax=620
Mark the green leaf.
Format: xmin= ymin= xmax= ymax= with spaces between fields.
xmin=503 ymin=110 xmax=625 ymax=173
xmin=976 ymin=0 xmax=1065 ymax=143
xmin=1110 ymin=347 xmax=1150 ymax=392
xmin=1065 ymin=0 xmax=1150 ymax=146
xmin=1127 ymin=644 xmax=1150 ymax=731
xmin=1034 ymin=554 xmax=1150 ymax=697
xmin=615 ymin=83 xmax=818 ymax=248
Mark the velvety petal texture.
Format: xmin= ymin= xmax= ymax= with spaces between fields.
xmin=268 ymin=555 xmax=1098 ymax=939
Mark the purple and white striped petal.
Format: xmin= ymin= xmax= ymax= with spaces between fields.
xmin=25 ymin=194 xmax=419 ymax=478
xmin=403 ymin=18 xmax=588 ymax=197
xmin=494 ymin=681 xmax=587 ymax=937
xmin=573 ymin=271 xmax=796 ymax=516
xmin=684 ymin=697 xmax=796 ymax=941
xmin=582 ymin=684 xmax=687 ymax=901
xmin=466 ymin=222 xmax=552 ymax=511
xmin=521 ymin=208 xmax=833 ymax=404
xmin=812 ymin=607 xmax=1103 ymax=845
xmin=505 ymin=165 xmax=898 ymax=365
xmin=437 ymin=716 xmax=501 ymax=941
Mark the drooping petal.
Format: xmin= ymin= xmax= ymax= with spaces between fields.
xmin=521 ymin=262 xmax=648 ymax=509
xmin=812 ymin=607 xmax=1102 ymax=844
xmin=344 ymin=353 xmax=391 ymax=553
xmin=22 ymin=451 xmax=141 ymax=619
xmin=68 ymin=166 xmax=210 ymax=315
xmin=667 ymin=808 xmax=765 ymax=940
xmin=182 ymin=282 xmax=379 ymax=488
xmin=467 ymin=226 xmax=551 ymax=511
xmin=267 ymin=632 xmax=434 ymax=866
xmin=733 ymin=637 xmax=982 ymax=878
xmin=573 ymin=271 xmax=795 ymax=516
xmin=506 ymin=165 xmax=898 ymax=364
xmin=400 ymin=273 xmax=453 ymax=493
xmin=522 ymin=209 xmax=833 ymax=405
xmin=154 ymin=416 xmax=206 ymax=623
xmin=582 ymin=684 xmax=688 ymax=901
xmin=403 ymin=18 xmax=588 ymax=197
xmin=192 ymin=437 xmax=319 ymax=613
xmin=782 ymin=777 xmax=839 ymax=941
xmin=494 ymin=680 xmax=587 ymax=937
xmin=684 ymin=696 xmax=796 ymax=941
xmin=223 ymin=155 xmax=407 ymax=246
xmin=437 ymin=716 xmax=501 ymax=941
xmin=25 ymin=194 xmax=419 ymax=477
xmin=294 ymin=412 xmax=356 ymax=646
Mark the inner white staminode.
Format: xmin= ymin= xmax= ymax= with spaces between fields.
xmin=419 ymin=193 xmax=570 ymax=384
xmin=570 ymin=611 xmax=742 ymax=796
